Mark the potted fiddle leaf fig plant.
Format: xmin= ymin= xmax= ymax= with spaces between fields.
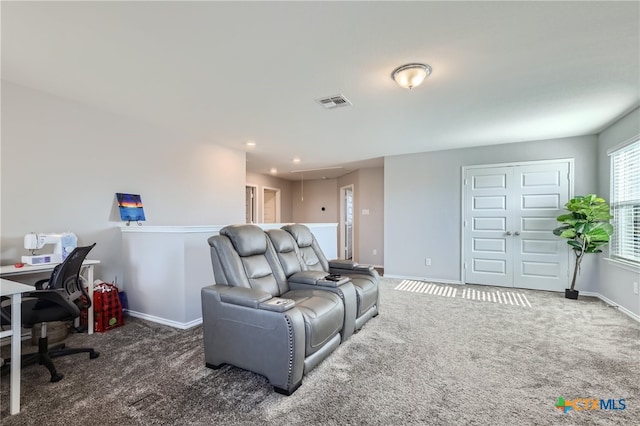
xmin=553 ymin=194 xmax=613 ymax=299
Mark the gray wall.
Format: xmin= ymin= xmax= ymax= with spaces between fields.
xmin=290 ymin=167 xmax=385 ymax=266
xmin=1 ymin=82 xmax=246 ymax=284
xmin=245 ymin=172 xmax=294 ymax=223
xmin=385 ymin=135 xmax=599 ymax=283
xmin=359 ymin=167 xmax=384 ymax=266
xmin=292 ymin=178 xmax=339 ymax=224
xmin=597 ymin=107 xmax=640 ymax=317
xmin=338 ymin=167 xmax=384 ymax=266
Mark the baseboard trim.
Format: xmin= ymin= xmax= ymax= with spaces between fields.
xmin=125 ymin=310 xmax=203 ymax=329
xmin=383 ymin=274 xmax=464 ymax=285
xmin=580 ymin=292 xmax=640 ymax=323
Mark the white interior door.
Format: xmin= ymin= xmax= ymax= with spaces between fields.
xmin=262 ymin=188 xmax=280 ymax=223
xmin=512 ymin=163 xmax=570 ymax=290
xmin=340 ymin=185 xmax=354 ymax=260
xmin=463 ymin=160 xmax=571 ymax=291
xmin=463 ymin=166 xmax=513 ymax=287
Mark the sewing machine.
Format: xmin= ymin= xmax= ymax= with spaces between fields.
xmin=21 ymin=232 xmax=78 ymax=265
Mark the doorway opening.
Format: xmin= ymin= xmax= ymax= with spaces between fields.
xmin=245 ymin=185 xmax=257 ymax=224
xmin=262 ymin=187 xmax=281 ymax=223
xmin=340 ymin=185 xmax=354 ymax=260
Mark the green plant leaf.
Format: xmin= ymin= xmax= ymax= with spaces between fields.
xmin=567 ymin=240 xmax=583 ymax=249
xmin=556 ymin=213 xmax=575 ymax=222
xmin=575 ymin=222 xmax=587 ymax=233
xmin=553 ymin=225 xmax=572 ymax=236
xmin=554 ymin=194 xmax=612 ymax=253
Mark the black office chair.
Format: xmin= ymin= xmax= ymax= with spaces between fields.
xmin=0 ymin=244 xmax=100 ymax=382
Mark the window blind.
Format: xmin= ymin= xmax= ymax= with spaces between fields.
xmin=609 ymin=137 xmax=640 ymax=265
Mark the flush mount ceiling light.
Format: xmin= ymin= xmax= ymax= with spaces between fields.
xmin=391 ymin=63 xmax=432 ymax=90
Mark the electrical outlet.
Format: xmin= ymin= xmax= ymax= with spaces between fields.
xmin=425 ymin=258 xmax=431 ymax=266
xmin=372 ymin=249 xmax=377 ymax=256
xmin=634 ymin=282 xmax=639 ymax=295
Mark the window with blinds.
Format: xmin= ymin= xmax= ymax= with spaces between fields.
xmin=609 ymin=136 xmax=640 ymax=265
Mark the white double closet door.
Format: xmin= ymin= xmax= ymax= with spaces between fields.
xmin=463 ymin=160 xmax=572 ymax=291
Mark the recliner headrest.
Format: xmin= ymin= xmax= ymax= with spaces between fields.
xmin=282 ymin=224 xmax=313 ymax=248
xmin=266 ymin=229 xmax=296 ymax=253
xmin=220 ymin=224 xmax=267 ymax=257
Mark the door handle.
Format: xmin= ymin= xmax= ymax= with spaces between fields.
xmin=505 ymin=231 xmax=512 ymax=236
xmin=514 ymin=231 xmax=521 ymax=236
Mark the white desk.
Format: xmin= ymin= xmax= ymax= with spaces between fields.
xmin=1 ymin=278 xmax=34 ymax=415
xmin=0 ymin=260 xmax=100 ymax=335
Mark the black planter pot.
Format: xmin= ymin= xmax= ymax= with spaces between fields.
xmin=565 ymin=289 xmax=579 ymax=299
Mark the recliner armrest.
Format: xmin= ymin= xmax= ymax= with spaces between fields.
xmin=289 ymin=271 xmax=350 ymax=288
xmin=206 ymin=285 xmax=296 ymax=312
xmin=328 ymin=259 xmax=374 ymax=273
xmin=259 ymin=298 xmax=296 ymax=312
xmin=216 ymin=286 xmax=272 ymax=309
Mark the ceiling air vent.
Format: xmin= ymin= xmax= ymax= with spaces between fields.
xmin=315 ymin=94 xmax=352 ymax=110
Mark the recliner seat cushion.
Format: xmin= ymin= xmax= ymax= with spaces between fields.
xmin=349 ymin=275 xmax=378 ymax=317
xmin=282 ymin=289 xmax=344 ymax=357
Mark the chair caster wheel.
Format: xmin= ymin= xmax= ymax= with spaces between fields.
xmin=51 ymin=373 xmax=64 ymax=382
xmin=90 ymin=351 xmax=100 ymax=359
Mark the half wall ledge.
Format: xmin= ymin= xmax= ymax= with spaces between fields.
xmin=120 ymin=223 xmax=338 ymax=328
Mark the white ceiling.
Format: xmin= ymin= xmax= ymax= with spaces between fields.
xmin=2 ymin=1 xmax=639 ymax=181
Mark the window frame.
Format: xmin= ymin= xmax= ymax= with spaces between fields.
xmin=607 ymin=135 xmax=640 ymax=268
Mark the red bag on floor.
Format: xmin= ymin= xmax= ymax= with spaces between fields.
xmin=93 ymin=282 xmax=124 ymax=332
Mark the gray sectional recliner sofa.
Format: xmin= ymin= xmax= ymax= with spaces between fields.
xmin=201 ymin=224 xmax=379 ymax=395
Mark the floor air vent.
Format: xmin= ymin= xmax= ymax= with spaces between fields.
xmin=315 ymin=94 xmax=352 ymax=110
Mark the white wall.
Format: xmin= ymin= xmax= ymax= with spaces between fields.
xmin=385 ymin=135 xmax=598 ymax=283
xmin=597 ymin=107 xmax=640 ymax=318
xmin=1 ymin=82 xmax=245 ymax=284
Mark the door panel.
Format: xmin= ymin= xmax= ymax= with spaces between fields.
xmin=473 ymin=195 xmax=506 ymax=210
xmin=263 ymin=189 xmax=277 ymax=223
xmin=464 ymin=161 xmax=570 ymax=290
xmin=512 ymin=163 xmax=569 ymax=291
xmin=521 ymin=261 xmax=561 ymax=278
xmin=464 ymin=167 xmax=513 ymax=287
xmin=473 ymin=258 xmax=507 ymax=274
xmin=473 ymin=238 xmax=506 ymax=252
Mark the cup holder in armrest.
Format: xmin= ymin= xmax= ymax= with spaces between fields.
xmin=259 ymin=297 xmax=295 ymax=312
